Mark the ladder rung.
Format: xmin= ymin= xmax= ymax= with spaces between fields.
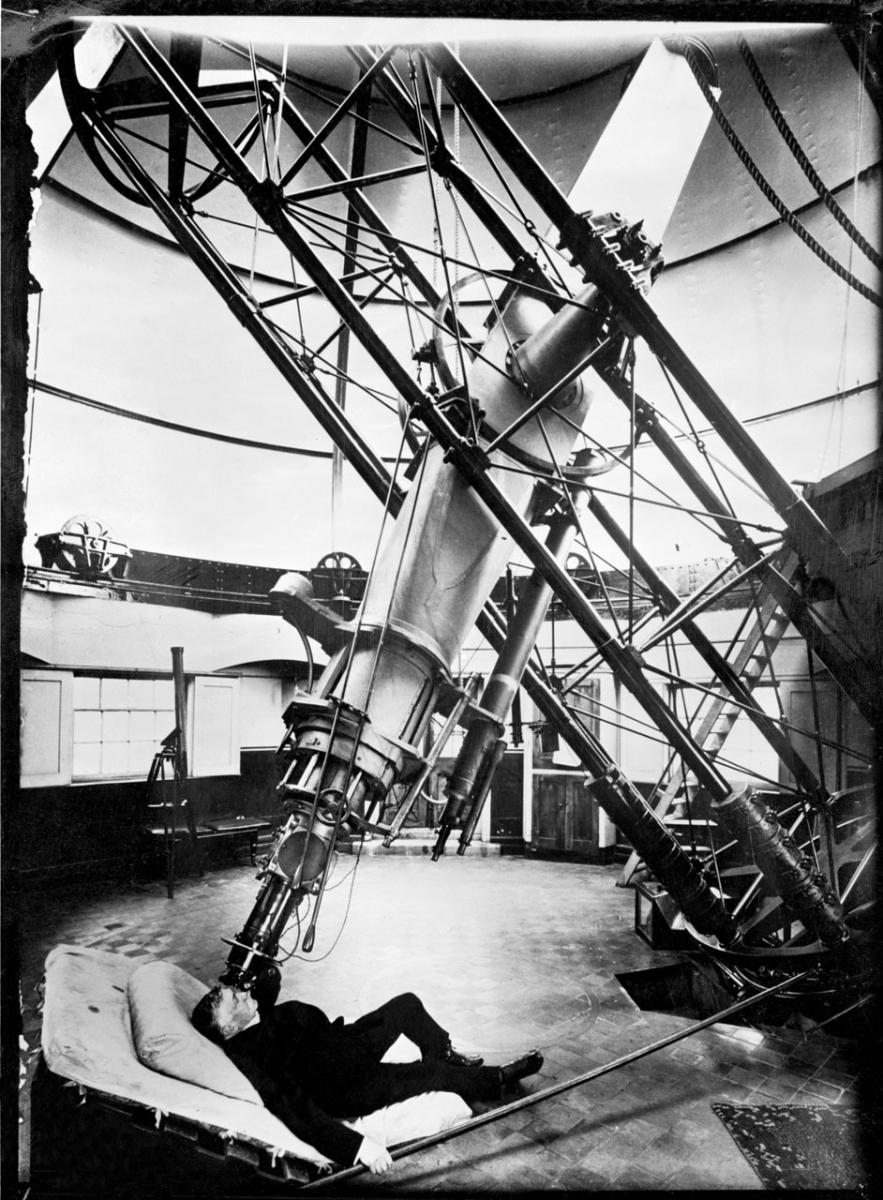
xmin=711 ymin=721 xmax=737 ymax=737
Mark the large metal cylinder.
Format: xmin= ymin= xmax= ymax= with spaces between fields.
xmin=434 ymin=494 xmax=588 ymax=856
xmin=713 ymin=786 xmax=850 ymax=947
xmin=511 ymin=285 xmax=605 ymax=409
xmin=222 ymin=36 xmax=719 ymax=980
xmin=331 ymin=288 xmax=605 ymax=792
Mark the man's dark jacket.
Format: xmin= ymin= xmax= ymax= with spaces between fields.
xmin=224 ymin=971 xmax=364 ymax=1166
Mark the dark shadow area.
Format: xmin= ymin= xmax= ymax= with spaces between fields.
xmin=617 ymin=955 xmax=873 ymax=1041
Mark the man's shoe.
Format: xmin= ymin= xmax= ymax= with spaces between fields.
xmin=499 ymin=1049 xmax=544 ymax=1090
xmin=440 ymin=1041 xmax=484 ymax=1068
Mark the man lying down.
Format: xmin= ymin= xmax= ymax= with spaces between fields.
xmin=192 ymin=963 xmax=543 ymax=1175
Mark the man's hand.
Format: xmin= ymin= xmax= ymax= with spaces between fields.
xmin=356 ymin=1137 xmax=393 ymax=1175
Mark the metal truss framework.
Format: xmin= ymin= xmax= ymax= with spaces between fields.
xmin=57 ymin=24 xmax=877 ymax=987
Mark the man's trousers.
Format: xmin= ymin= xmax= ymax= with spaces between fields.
xmin=301 ymin=992 xmax=501 ymax=1116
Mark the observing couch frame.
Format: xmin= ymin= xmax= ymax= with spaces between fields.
xmin=31 ymin=944 xmax=470 ymax=1193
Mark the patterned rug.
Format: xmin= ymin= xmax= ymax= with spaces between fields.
xmin=711 ymin=1103 xmax=867 ymax=1191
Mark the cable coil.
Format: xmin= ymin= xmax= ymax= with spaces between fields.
xmin=682 ymin=42 xmax=881 ymax=309
xmin=738 ymin=36 xmax=881 ymax=271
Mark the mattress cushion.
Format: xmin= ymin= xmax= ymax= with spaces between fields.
xmin=127 ymin=959 xmax=261 ymax=1104
xmin=41 ymin=944 xmax=470 ymax=1169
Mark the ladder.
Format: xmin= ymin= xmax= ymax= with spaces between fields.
xmin=618 ymin=553 xmax=799 ymax=887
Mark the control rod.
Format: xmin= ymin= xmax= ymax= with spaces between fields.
xmin=300 ymin=968 xmax=811 ymax=1191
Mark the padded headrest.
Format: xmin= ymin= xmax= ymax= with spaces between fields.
xmin=127 ymin=960 xmax=261 ymax=1104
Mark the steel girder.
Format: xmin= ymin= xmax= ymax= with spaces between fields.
xmin=54 ymin=26 xmax=875 ymax=966
xmin=422 ymin=44 xmax=862 ymax=588
xmin=593 ymin=365 xmax=880 ymax=725
xmin=115 ymin=24 xmax=750 ymax=806
xmin=59 ymin=25 xmax=743 ymax=945
xmin=583 ymin=492 xmax=825 ymax=800
xmin=356 ymin=41 xmax=881 ymax=732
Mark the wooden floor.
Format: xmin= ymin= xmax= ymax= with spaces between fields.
xmin=16 ymin=854 xmax=870 ymax=1193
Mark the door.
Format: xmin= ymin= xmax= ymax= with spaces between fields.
xmin=534 ymin=775 xmax=566 ymax=853
xmin=533 ymin=773 xmax=601 ymax=857
xmin=566 ymin=776 xmax=598 ymax=855
xmin=489 ymin=750 xmax=523 ymax=848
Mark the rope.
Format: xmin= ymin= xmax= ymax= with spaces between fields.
xmin=452 ymin=44 xmax=461 ymax=288
xmin=455 ymin=104 xmax=573 ymax=295
xmin=408 ymin=53 xmax=475 ymax=436
xmin=272 ymin=43 xmax=307 ymax=351
xmin=335 ymin=418 xmax=412 ymax=701
xmin=282 ymin=436 xmax=415 ymax=943
xmin=738 ymin=36 xmax=881 ymax=270
xmin=27 ymin=379 xmax=335 ymax=457
xmin=534 ymin=415 xmax=626 ymax=641
xmin=681 ymin=42 xmax=882 ymax=309
xmin=431 ymin=72 xmax=442 ymax=296
xmin=656 ymin=359 xmax=740 ymax=519
xmin=627 ymin=343 xmax=636 ymax=641
xmin=664 ymin=640 xmax=697 ymax=861
xmin=24 ymin=288 xmax=42 ymax=503
xmin=362 ymin=427 xmax=431 ymax=704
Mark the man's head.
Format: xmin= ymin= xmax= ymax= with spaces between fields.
xmin=192 ymin=984 xmax=258 ymax=1043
